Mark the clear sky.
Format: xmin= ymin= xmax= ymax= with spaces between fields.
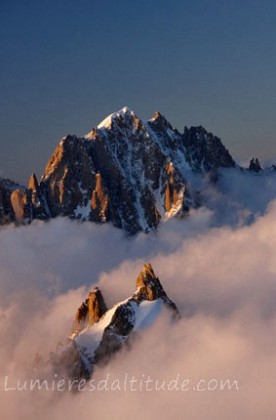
xmin=1 ymin=0 xmax=276 ymax=183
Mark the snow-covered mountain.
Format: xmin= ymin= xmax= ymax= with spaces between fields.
xmin=1 ymin=107 xmax=238 ymax=233
xmin=46 ymin=263 xmax=179 ymax=381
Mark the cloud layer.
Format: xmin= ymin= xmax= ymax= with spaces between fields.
xmin=0 ymin=171 xmax=276 ymax=419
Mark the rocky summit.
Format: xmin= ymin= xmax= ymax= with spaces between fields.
xmin=46 ymin=263 xmax=179 ymax=381
xmin=0 ymin=107 xmax=236 ymax=233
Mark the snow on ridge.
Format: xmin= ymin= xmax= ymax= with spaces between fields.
xmin=75 ymin=302 xmax=120 ymax=360
xmin=133 ymin=299 xmax=163 ymax=331
xmin=74 ymin=201 xmax=91 ymax=220
xmin=97 ymin=106 xmax=135 ymax=130
xmin=74 ymin=298 xmax=163 ymax=362
xmin=148 ymin=111 xmax=163 ymax=122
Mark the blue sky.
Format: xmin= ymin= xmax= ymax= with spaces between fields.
xmin=1 ymin=0 xmax=276 ymax=183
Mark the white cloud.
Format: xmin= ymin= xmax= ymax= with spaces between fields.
xmin=0 ymin=173 xmax=276 ymax=419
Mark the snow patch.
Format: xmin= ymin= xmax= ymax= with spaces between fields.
xmin=133 ymin=299 xmax=163 ymax=331
xmin=74 ymin=201 xmax=91 ymax=220
xmin=75 ymin=303 xmax=119 ymax=360
xmin=74 ymin=298 xmax=163 ymax=362
xmin=97 ymin=107 xmax=135 ymax=130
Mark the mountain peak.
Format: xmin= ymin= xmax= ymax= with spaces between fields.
xmin=135 ymin=263 xmax=167 ymax=300
xmin=136 ymin=263 xmax=159 ymax=299
xmin=151 ymin=111 xmax=165 ymax=120
xmin=149 ymin=111 xmax=172 ymax=130
xmin=96 ymin=106 xmax=136 ymax=130
xmin=120 ymin=106 xmax=132 ymax=114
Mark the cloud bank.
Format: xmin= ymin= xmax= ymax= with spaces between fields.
xmin=0 ymin=171 xmax=276 ymax=419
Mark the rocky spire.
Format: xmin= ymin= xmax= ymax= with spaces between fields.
xmin=135 ymin=263 xmax=165 ymax=301
xmin=72 ymin=287 xmax=108 ymax=336
xmin=0 ymin=178 xmax=23 ymax=225
xmin=90 ymin=173 xmax=109 ymax=222
xmin=10 ymin=189 xmax=25 ymax=224
xmin=134 ymin=263 xmax=180 ymax=316
xmin=28 ymin=173 xmax=39 ymax=191
xmin=25 ymin=173 xmax=50 ymax=221
xmin=163 ymin=161 xmax=188 ymax=217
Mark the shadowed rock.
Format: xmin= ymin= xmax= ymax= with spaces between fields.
xmin=183 ymin=125 xmax=236 ymax=172
xmin=249 ymin=158 xmax=262 ymax=173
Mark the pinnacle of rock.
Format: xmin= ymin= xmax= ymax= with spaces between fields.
xmin=135 ymin=263 xmax=165 ymax=301
xmin=73 ymin=287 xmax=108 ymax=335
